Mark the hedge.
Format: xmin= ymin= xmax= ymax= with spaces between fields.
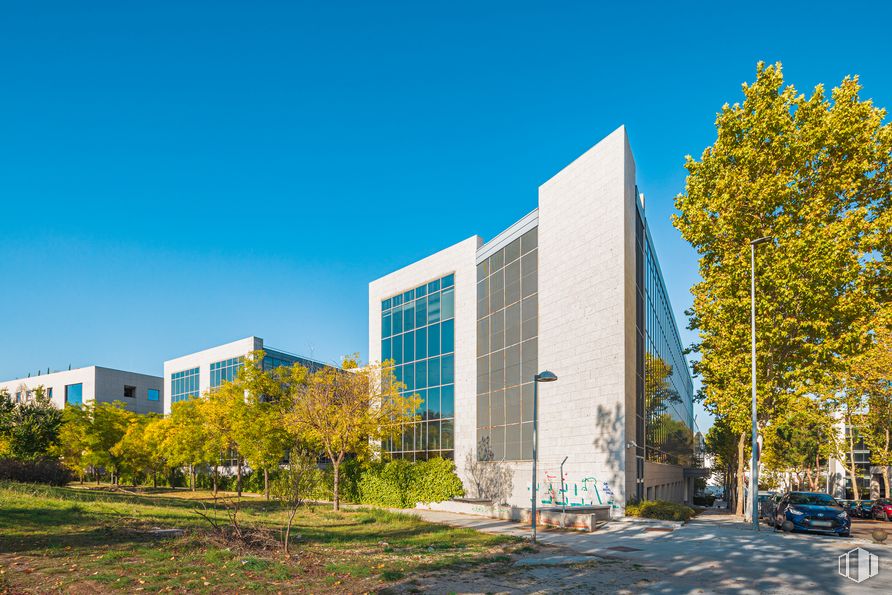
xmin=625 ymin=499 xmax=697 ymax=521
xmin=0 ymin=457 xmax=74 ymax=486
xmin=359 ymin=458 xmax=463 ymax=508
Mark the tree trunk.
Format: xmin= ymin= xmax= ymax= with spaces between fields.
xmin=213 ymin=466 xmax=218 ymax=497
xmin=735 ymin=432 xmax=746 ymax=517
xmin=237 ymin=454 xmax=243 ymax=497
xmin=153 ymin=471 xmax=157 ymax=489
xmin=264 ymin=468 xmax=270 ymax=501
xmin=284 ymin=505 xmax=298 ymax=555
xmin=332 ymin=457 xmax=341 ymax=511
xmin=848 ymin=418 xmax=861 ymax=501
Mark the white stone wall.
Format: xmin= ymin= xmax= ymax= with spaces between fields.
xmin=162 ymin=336 xmax=261 ymax=414
xmin=368 ymin=236 xmax=482 ymax=480
xmin=533 ymin=125 xmax=636 ymax=513
xmin=0 ymin=366 xmax=163 ymax=414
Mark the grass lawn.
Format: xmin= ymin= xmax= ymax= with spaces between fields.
xmin=0 ymin=481 xmax=520 ymax=594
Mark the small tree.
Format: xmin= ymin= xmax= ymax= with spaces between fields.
xmin=272 ymin=446 xmax=320 ymax=554
xmin=285 ymin=357 xmax=417 ymax=510
xmin=85 ymin=402 xmax=134 ymax=485
xmin=162 ymin=398 xmax=215 ymax=492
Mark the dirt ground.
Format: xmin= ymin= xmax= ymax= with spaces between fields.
xmin=386 ymin=548 xmax=658 ymax=594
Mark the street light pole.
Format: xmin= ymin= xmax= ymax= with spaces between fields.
xmin=750 ymin=236 xmax=772 ymax=531
xmin=531 ymin=370 xmax=557 ymax=543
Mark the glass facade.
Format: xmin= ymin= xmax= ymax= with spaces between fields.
xmin=475 ymin=227 xmax=538 ymax=461
xmin=148 ymin=388 xmax=160 ymax=401
xmin=641 ymin=224 xmax=695 ymax=466
xmin=65 ymin=383 xmax=83 ymax=406
xmin=381 ymin=273 xmax=455 ymax=460
xmin=263 ymin=351 xmax=324 ymax=373
xmin=171 ymin=367 xmax=200 ymax=404
xmin=210 ymin=356 xmax=244 ymax=388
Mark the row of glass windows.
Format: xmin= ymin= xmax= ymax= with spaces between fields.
xmin=210 ymin=356 xmax=244 ymax=389
xmin=171 ymin=367 xmax=200 ymax=404
xmin=393 ymin=354 xmax=455 ymax=393
xmin=382 ymin=419 xmax=455 ymax=455
xmin=382 ymin=287 xmax=455 ymax=338
xmin=382 ymin=274 xmax=454 ymax=311
xmin=476 ymin=227 xmax=538 ymax=462
xmin=382 ymin=319 xmax=454 ymax=365
xmin=382 ymin=274 xmax=456 ymax=458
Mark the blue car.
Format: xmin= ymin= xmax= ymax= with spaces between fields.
xmin=773 ymin=491 xmax=850 ymax=537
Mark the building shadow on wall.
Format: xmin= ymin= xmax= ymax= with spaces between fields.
xmin=464 ymin=437 xmax=514 ymax=504
xmin=592 ymin=402 xmax=625 ymax=502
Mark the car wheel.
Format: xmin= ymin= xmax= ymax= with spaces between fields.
xmin=840 ymin=530 xmax=851 ymax=537
xmin=884 ymin=511 xmax=889 ymax=522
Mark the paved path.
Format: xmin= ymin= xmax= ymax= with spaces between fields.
xmin=403 ymin=507 xmax=892 ymax=593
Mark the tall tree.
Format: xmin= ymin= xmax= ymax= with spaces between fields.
xmin=0 ymin=387 xmax=63 ymax=460
xmin=674 ymin=62 xmax=891 ymax=512
xmin=285 ymin=357 xmax=417 ymax=510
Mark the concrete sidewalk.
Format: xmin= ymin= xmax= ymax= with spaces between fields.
xmin=402 ymin=506 xmax=892 ymax=593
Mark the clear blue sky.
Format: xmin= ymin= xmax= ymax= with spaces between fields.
xmin=2 ymin=2 xmax=890 ymax=433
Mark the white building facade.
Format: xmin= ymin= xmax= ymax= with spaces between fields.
xmin=368 ymin=127 xmax=696 ymax=514
xmin=162 ymin=336 xmax=325 ymax=414
xmin=0 ymin=366 xmax=163 ymax=415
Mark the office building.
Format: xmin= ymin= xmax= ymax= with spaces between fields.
xmin=162 ymin=336 xmax=325 ymax=414
xmin=368 ymin=127 xmax=696 ymax=513
xmin=0 ymin=366 xmax=163 ymax=414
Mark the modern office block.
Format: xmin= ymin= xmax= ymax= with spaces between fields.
xmin=369 ymin=127 xmax=696 ymax=513
xmin=162 ymin=336 xmax=325 ymax=414
xmin=0 ymin=366 xmax=163 ymax=414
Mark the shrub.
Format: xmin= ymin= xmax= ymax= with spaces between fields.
xmin=359 ymin=458 xmax=464 ymax=508
xmin=625 ymin=499 xmax=696 ymax=521
xmin=0 ymin=457 xmax=74 ymax=486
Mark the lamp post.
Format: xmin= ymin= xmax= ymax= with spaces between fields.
xmin=531 ymin=370 xmax=558 ymax=543
xmin=750 ymin=236 xmax=772 ymax=531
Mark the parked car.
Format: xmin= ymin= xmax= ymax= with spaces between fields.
xmin=758 ymin=491 xmax=779 ymax=520
xmin=773 ymin=492 xmax=850 ymax=537
xmin=857 ymin=500 xmax=874 ymax=518
xmin=871 ymin=499 xmax=892 ymax=521
xmin=838 ymin=499 xmax=858 ymax=517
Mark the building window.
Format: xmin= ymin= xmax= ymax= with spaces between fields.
xmin=65 ymin=383 xmax=83 ymax=406
xmin=381 ymin=273 xmax=456 ymax=461
xmin=124 ymin=385 xmax=136 ymax=398
xmin=47 ymin=387 xmax=53 ymax=400
xmin=147 ymin=388 xmax=160 ymax=402
xmin=210 ymin=357 xmax=244 ymax=389
xmin=476 ymin=227 xmax=538 ymax=461
xmin=171 ymin=367 xmax=200 ymax=404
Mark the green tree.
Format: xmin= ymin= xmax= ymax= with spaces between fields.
xmin=162 ymin=398 xmax=215 ymax=491
xmin=674 ymin=62 xmax=890 ymax=513
xmin=285 ymin=357 xmax=418 ymax=510
xmin=0 ymin=387 xmax=63 ymax=460
xmin=55 ymin=404 xmax=92 ymax=481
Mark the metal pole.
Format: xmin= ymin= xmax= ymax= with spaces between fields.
xmin=751 ymin=242 xmax=759 ymax=531
xmin=560 ymin=456 xmax=568 ymax=528
xmin=531 ymin=378 xmax=539 ymax=543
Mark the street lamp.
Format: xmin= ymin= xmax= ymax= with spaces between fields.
xmin=750 ymin=236 xmax=773 ymax=531
xmin=531 ymin=370 xmax=558 ymax=543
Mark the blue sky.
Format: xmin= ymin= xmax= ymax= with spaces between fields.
xmin=2 ymin=2 xmax=890 ymax=433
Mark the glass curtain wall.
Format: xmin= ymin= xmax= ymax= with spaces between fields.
xmin=643 ymin=226 xmax=695 ymax=466
xmin=476 ymin=227 xmax=538 ymax=461
xmin=380 ymin=274 xmax=456 ymax=460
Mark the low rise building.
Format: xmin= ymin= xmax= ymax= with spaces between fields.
xmin=0 ymin=366 xmax=163 ymax=414
xmin=162 ymin=336 xmax=326 ymax=414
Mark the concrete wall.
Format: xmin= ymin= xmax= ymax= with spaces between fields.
xmin=162 ymin=336 xmax=261 ymax=414
xmin=368 ymin=236 xmax=482 ymax=480
xmin=0 ymin=366 xmax=162 ymax=414
xmin=644 ymin=461 xmax=685 ymax=502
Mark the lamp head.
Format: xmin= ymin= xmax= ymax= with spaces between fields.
xmin=535 ymin=370 xmax=558 ymax=383
xmin=750 ymin=236 xmax=773 ymax=246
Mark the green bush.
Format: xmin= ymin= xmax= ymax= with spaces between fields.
xmin=0 ymin=457 xmax=74 ymax=486
xmin=359 ymin=458 xmax=463 ymax=508
xmin=625 ymin=499 xmax=696 ymax=521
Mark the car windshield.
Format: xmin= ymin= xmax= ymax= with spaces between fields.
xmin=789 ymin=493 xmax=837 ymax=506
